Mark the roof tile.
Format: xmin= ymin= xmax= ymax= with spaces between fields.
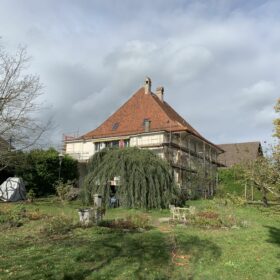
xmin=81 ymin=86 xmax=221 ymax=150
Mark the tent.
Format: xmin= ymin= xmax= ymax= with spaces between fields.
xmin=0 ymin=177 xmax=26 ymax=202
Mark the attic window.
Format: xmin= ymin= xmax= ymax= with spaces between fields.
xmin=143 ymin=118 xmax=149 ymax=126
xmin=112 ymin=122 xmax=119 ymax=131
xmin=143 ymin=119 xmax=151 ymax=132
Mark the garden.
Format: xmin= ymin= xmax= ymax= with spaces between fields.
xmin=0 ymin=146 xmax=280 ymax=279
xmin=0 ymin=197 xmax=279 ymax=280
xmin=1 ymin=26 xmax=280 ymax=280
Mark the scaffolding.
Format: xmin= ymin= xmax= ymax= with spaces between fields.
xmin=164 ymin=130 xmax=220 ymax=199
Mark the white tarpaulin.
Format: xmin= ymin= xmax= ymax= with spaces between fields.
xmin=0 ymin=177 xmax=26 ymax=202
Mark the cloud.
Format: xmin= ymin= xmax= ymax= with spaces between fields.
xmin=239 ymin=80 xmax=277 ymax=109
xmin=0 ymin=0 xmax=279 ymax=148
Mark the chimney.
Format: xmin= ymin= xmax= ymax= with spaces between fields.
xmin=156 ymin=86 xmax=164 ymax=102
xmin=144 ymin=77 xmax=152 ymax=94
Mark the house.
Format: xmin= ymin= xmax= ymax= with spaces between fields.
xmin=65 ymin=77 xmax=223 ymax=197
xmin=217 ymin=142 xmax=263 ymax=167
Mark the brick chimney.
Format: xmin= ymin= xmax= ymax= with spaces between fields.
xmin=156 ymin=86 xmax=164 ymax=102
xmin=144 ymin=77 xmax=151 ymax=94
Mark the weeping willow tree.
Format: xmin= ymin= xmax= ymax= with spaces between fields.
xmin=82 ymin=147 xmax=179 ymax=209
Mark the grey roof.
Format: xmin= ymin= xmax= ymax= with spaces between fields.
xmin=217 ymin=141 xmax=263 ymax=167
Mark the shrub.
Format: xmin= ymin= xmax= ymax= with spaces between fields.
xmin=56 ymin=181 xmax=72 ymax=201
xmin=26 ymin=189 xmax=36 ymax=202
xmin=41 ymin=215 xmax=76 ymax=237
xmin=55 ymin=180 xmax=80 ymax=202
xmin=0 ymin=207 xmax=25 ymax=229
xmin=0 ymin=206 xmax=48 ymax=230
xmin=25 ymin=208 xmax=47 ymax=220
xmin=197 ymin=211 xmax=219 ymax=219
xmin=99 ymin=219 xmax=137 ymax=230
xmin=172 ymin=209 xmax=247 ymax=229
xmin=224 ymin=193 xmax=247 ymax=206
xmin=217 ymin=167 xmax=244 ymax=197
xmin=98 ymin=213 xmax=151 ymax=231
xmin=126 ymin=213 xmax=151 ymax=229
xmin=15 ymin=148 xmax=78 ymax=196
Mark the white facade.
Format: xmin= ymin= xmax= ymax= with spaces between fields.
xmin=65 ymin=140 xmax=95 ymax=161
xmin=65 ymin=132 xmax=166 ymax=161
xmin=65 ymin=130 xmax=221 ymax=198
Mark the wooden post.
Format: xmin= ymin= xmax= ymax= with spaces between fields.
xmin=188 ymin=137 xmax=191 ymax=170
xmin=251 ymin=184 xmax=254 ymax=201
xmin=244 ymin=182 xmax=247 ymax=200
xmin=203 ymin=142 xmax=207 ymax=199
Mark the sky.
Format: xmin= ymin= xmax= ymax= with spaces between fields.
xmin=0 ymin=0 xmax=279 ymax=149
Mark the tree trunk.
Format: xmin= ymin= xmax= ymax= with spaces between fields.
xmin=262 ymin=189 xmax=269 ymax=207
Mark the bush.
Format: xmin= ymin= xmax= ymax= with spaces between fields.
xmin=224 ymin=193 xmax=247 ymax=206
xmin=56 ymin=180 xmax=72 ymax=201
xmin=55 ymin=180 xmax=80 ymax=202
xmin=98 ymin=213 xmax=151 ymax=231
xmin=41 ymin=215 xmax=76 ymax=237
xmin=25 ymin=208 xmax=47 ymax=220
xmin=26 ymin=189 xmax=36 ymax=202
xmin=14 ymin=148 xmax=79 ymax=196
xmin=0 ymin=206 xmax=47 ymax=229
xmin=172 ymin=209 xmax=247 ymax=229
xmin=126 ymin=213 xmax=151 ymax=229
xmin=0 ymin=207 xmax=25 ymax=229
xmin=217 ymin=167 xmax=244 ymax=197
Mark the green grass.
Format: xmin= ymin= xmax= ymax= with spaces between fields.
xmin=0 ymin=198 xmax=279 ymax=279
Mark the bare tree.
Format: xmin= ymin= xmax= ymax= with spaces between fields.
xmin=0 ymin=45 xmax=50 ymax=169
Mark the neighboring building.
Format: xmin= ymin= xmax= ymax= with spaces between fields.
xmin=218 ymin=142 xmax=263 ymax=167
xmin=65 ymin=77 xmax=223 ymax=197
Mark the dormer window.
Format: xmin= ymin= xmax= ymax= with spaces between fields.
xmin=143 ymin=119 xmax=151 ymax=132
xmin=112 ymin=122 xmax=119 ymax=131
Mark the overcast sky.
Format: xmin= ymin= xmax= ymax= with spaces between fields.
xmin=0 ymin=0 xmax=279 ymax=149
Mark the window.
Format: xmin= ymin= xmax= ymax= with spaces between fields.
xmin=112 ymin=122 xmax=119 ymax=131
xmin=143 ymin=118 xmax=149 ymax=125
xmin=95 ymin=142 xmax=101 ymax=152
xmin=105 ymin=140 xmax=119 ymax=148
xmin=143 ymin=118 xmax=151 ymax=132
xmin=124 ymin=139 xmax=130 ymax=147
xmin=112 ymin=140 xmax=119 ymax=148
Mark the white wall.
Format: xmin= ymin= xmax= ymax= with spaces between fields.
xmin=65 ymin=132 xmax=166 ymax=161
xmin=65 ymin=140 xmax=94 ymax=161
xmin=130 ymin=133 xmax=165 ymax=147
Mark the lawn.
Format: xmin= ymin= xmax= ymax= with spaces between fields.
xmin=0 ymin=198 xmax=279 ymax=280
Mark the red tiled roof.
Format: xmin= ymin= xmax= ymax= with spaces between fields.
xmin=81 ymin=86 xmax=221 ymax=150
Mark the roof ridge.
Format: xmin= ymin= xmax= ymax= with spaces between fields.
xmin=218 ymin=141 xmax=261 ymax=146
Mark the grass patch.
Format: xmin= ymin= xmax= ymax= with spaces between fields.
xmin=0 ymin=199 xmax=279 ymax=279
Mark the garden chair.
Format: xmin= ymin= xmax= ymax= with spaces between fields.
xmin=169 ymin=205 xmax=181 ymax=220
